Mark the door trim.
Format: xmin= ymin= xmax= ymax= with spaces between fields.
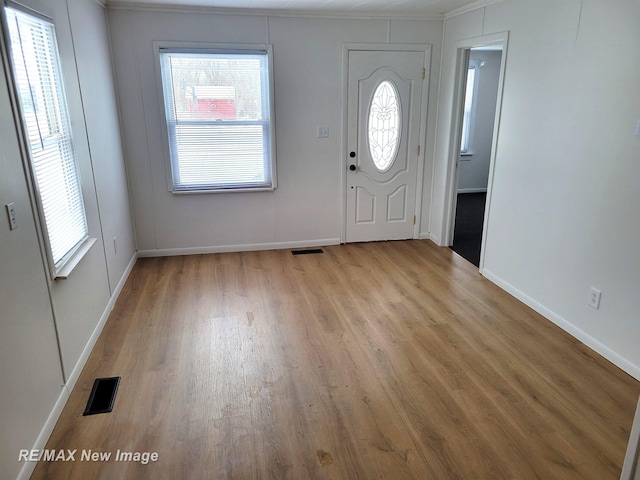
xmin=442 ymin=32 xmax=509 ymax=271
xmin=621 ymin=395 xmax=640 ymax=480
xmin=341 ymin=43 xmax=431 ymax=244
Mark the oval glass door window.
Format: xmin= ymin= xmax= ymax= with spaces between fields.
xmin=367 ymin=80 xmax=401 ymax=172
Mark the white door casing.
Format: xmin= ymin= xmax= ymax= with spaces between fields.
xmin=346 ymin=50 xmax=425 ymax=243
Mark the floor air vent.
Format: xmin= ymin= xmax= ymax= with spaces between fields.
xmin=83 ymin=377 xmax=120 ymax=416
xmin=292 ymin=248 xmax=324 ymax=255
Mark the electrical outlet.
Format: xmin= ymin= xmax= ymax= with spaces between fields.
xmin=5 ymin=203 xmax=17 ymax=230
xmin=588 ymin=287 xmax=601 ymax=310
xmin=317 ymin=126 xmax=329 ymax=138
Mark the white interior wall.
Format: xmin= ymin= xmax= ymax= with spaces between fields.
xmin=431 ymin=0 xmax=640 ymax=378
xmin=0 ymin=0 xmax=135 ymax=478
xmin=107 ymin=8 xmax=443 ymax=253
xmin=0 ymin=46 xmax=65 ymax=480
xmin=457 ymin=49 xmax=501 ymax=193
xmin=67 ymin=0 xmax=136 ymax=293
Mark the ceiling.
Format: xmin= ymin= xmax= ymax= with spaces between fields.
xmin=106 ymin=0 xmax=486 ymax=17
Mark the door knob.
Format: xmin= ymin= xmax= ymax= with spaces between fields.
xmin=349 ymin=165 xmax=356 ymax=171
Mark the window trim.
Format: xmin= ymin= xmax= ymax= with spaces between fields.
xmin=154 ymin=42 xmax=277 ymax=194
xmin=1 ymin=2 xmax=93 ymax=280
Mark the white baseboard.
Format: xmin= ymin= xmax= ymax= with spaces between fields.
xmin=16 ymin=387 xmax=69 ymax=480
xmin=457 ymin=188 xmax=488 ymax=194
xmin=418 ymin=232 xmax=431 ymax=240
xmin=481 ymin=267 xmax=640 ymax=381
xmin=137 ymin=238 xmax=342 ymax=258
xmin=65 ymin=252 xmax=138 ymax=389
xmin=428 ymin=232 xmax=443 ymax=246
xmin=16 ymin=251 xmax=138 ymax=480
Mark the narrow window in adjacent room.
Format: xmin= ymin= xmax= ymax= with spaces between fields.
xmin=460 ymin=66 xmax=477 ymax=154
xmin=4 ymin=5 xmax=89 ymax=277
xmin=158 ymin=47 xmax=276 ymax=192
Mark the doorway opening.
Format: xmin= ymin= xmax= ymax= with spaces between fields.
xmin=443 ymin=32 xmax=507 ymax=271
xmin=451 ymin=46 xmax=503 ymax=267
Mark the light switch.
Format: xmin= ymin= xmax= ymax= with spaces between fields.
xmin=6 ymin=203 xmax=17 ymax=230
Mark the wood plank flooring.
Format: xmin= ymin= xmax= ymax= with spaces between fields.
xmin=31 ymin=240 xmax=640 ymax=479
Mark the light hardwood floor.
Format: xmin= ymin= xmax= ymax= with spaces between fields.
xmin=32 ymin=240 xmax=640 ymax=479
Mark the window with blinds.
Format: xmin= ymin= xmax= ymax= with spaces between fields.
xmin=460 ymin=66 xmax=477 ymax=154
xmin=159 ymin=48 xmax=276 ymax=192
xmin=5 ymin=6 xmax=88 ymax=274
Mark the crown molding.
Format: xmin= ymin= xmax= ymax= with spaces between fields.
xmin=444 ymin=0 xmax=504 ymax=20
xmin=105 ymin=1 xmax=444 ymax=21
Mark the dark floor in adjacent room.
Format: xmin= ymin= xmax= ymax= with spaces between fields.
xmin=451 ymin=192 xmax=487 ymax=267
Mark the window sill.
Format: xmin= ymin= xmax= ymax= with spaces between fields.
xmin=171 ymin=186 xmax=276 ymax=195
xmin=55 ymin=237 xmax=97 ymax=279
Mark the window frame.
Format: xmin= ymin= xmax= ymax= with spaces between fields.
xmin=154 ymin=42 xmax=277 ymax=194
xmin=1 ymin=1 xmax=92 ymax=279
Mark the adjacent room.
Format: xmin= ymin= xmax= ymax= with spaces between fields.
xmin=451 ymin=46 xmax=502 ymax=267
xmin=1 ymin=0 xmax=639 ymax=479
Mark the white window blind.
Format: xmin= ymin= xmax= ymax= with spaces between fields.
xmin=159 ymin=49 xmax=275 ymax=192
xmin=460 ymin=66 xmax=476 ymax=153
xmin=5 ymin=6 xmax=88 ymax=271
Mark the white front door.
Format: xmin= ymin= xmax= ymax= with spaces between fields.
xmin=346 ymin=50 xmax=425 ymax=243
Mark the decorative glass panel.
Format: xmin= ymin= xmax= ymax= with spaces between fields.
xmin=367 ymin=80 xmax=400 ymax=171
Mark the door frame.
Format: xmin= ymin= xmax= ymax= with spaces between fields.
xmin=442 ymin=32 xmax=509 ymax=271
xmin=341 ymin=43 xmax=431 ymax=244
xmin=621 ymin=395 xmax=640 ymax=480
